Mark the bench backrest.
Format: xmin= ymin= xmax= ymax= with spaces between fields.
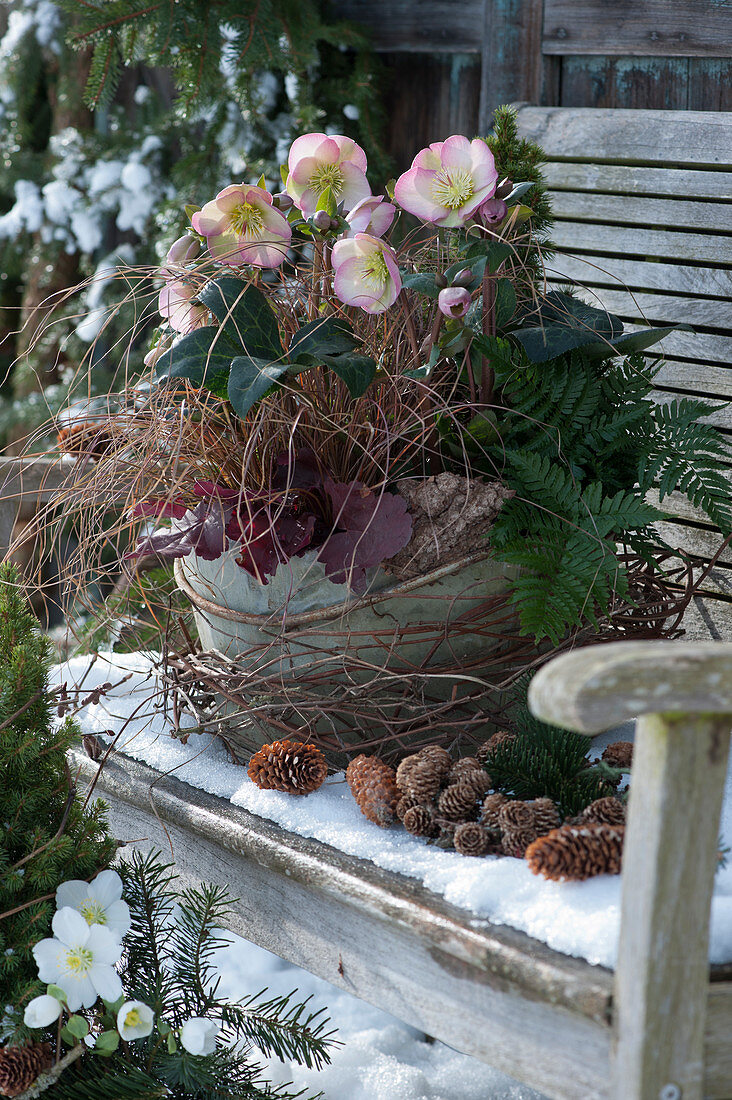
xmin=516 ymin=106 xmax=732 ymax=599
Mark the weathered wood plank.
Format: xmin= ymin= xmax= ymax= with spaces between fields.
xmin=542 ymin=162 xmax=732 ymax=200
xmin=704 ymin=984 xmax=732 ymax=1099
xmin=332 ymin=0 xmax=485 ymax=52
xmin=558 ymin=57 xmax=692 ymax=113
xmin=549 ymin=190 xmax=732 ymax=234
xmin=611 ymin=713 xmax=730 ymax=1100
xmin=543 ymin=0 xmax=732 ymax=58
xmin=551 ymin=222 xmax=732 ymax=265
xmin=0 ymin=458 xmax=67 ymax=559
xmin=478 ymin=0 xmax=544 ymax=130
xmin=73 ymin=748 xmax=616 ymax=1100
xmin=517 ymin=107 xmax=732 ymax=167
xmin=528 ymin=640 xmax=732 ymax=733
xmin=560 ymin=286 xmax=731 ymax=333
xmin=382 ymin=52 xmax=481 ymax=170
xmin=546 ymin=253 xmax=732 ymax=299
xmin=688 ymin=57 xmax=732 ymax=113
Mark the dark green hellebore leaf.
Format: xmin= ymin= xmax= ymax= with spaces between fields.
xmin=227 ymin=356 xmax=291 ymax=418
xmin=400 ymin=271 xmax=442 ymax=299
xmin=325 ymin=353 xmax=377 ymax=398
xmin=289 ymin=316 xmax=358 ymax=363
xmin=155 ymin=325 xmax=241 ymax=387
xmin=494 ymin=278 xmax=517 ymax=328
xmin=198 ymin=277 xmax=282 ymax=360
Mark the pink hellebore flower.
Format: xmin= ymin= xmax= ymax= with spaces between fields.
xmin=476 ymin=196 xmax=508 ymax=226
xmin=394 ymin=135 xmax=498 ymax=228
xmin=331 ymin=232 xmax=401 ymax=315
xmin=191 ymin=184 xmax=291 ymax=268
xmin=344 ymin=195 xmax=396 ymax=238
xmin=285 ymin=133 xmax=370 ymax=216
xmin=438 ymin=286 xmax=471 ymax=318
xmin=158 ymin=278 xmax=208 ymax=334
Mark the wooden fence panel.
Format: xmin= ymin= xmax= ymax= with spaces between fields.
xmin=543 ymin=0 xmax=732 ymax=58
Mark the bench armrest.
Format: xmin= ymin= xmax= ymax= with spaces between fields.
xmin=529 ymin=639 xmax=732 ymax=1100
xmin=528 ymin=640 xmax=732 ymax=734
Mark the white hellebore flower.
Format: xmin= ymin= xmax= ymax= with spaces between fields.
xmin=23 ymin=994 xmax=63 ymax=1028
xmin=179 ymin=1017 xmax=220 ymax=1056
xmin=117 ymin=1000 xmax=154 ymax=1041
xmin=56 ymin=869 xmax=131 ymax=941
xmin=32 ymin=907 xmax=123 ymax=1013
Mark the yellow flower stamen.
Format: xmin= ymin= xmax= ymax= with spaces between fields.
xmin=124 ymin=1009 xmax=141 ymax=1028
xmin=79 ymin=899 xmax=107 ymax=925
xmin=431 ymin=167 xmax=474 ymax=210
xmin=64 ymin=946 xmax=94 ymax=976
xmin=310 ymin=163 xmax=345 ymax=197
xmin=228 ymin=202 xmax=265 ymax=237
xmin=361 ymin=250 xmax=388 ymax=290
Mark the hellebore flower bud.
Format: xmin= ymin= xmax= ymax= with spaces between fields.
xmin=451 ymin=268 xmax=474 ymax=287
xmin=272 ymin=191 xmax=294 ymax=211
xmin=312 ymin=209 xmax=334 ymax=233
xmin=495 ymin=177 xmax=513 ymax=200
xmin=166 ymin=234 xmax=201 ymax=265
xmin=438 ymin=286 xmax=471 ymax=318
xmin=476 ymin=197 xmax=508 ymax=226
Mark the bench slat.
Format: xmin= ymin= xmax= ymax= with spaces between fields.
xmin=549 ymin=191 xmax=732 ymax=234
xmin=547 ymin=253 xmax=732 ymax=299
xmin=518 ymin=107 xmax=732 ymax=168
xmin=558 ymin=286 xmax=731 ymax=332
xmin=551 ymin=222 xmax=732 ymax=265
xmin=542 ymin=162 xmax=732 ymax=201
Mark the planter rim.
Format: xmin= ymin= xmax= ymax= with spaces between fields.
xmin=174 ymin=549 xmax=496 ymax=631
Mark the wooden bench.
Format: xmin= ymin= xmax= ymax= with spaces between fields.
xmin=2 ymin=105 xmax=731 ymax=1100
xmin=69 ymin=639 xmax=732 ymax=1100
xmin=515 ymin=105 xmax=732 ymax=632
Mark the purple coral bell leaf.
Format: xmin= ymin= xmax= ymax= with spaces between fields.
xmin=228 ymin=505 xmax=315 ymax=581
xmin=127 ymin=494 xmax=230 ymax=563
xmin=131 ymin=501 xmax=228 ymax=562
xmin=319 ymin=478 xmax=412 ymax=592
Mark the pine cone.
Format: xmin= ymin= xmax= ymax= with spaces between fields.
xmin=0 ymin=1043 xmax=53 ymax=1098
xmin=602 ymin=741 xmax=633 ymax=769
xmin=248 ymin=740 xmax=327 ymax=795
xmin=576 ymin=796 xmax=626 ymax=826
xmin=449 ymin=756 xmax=480 ymax=780
xmin=395 ymin=754 xmax=420 ymax=789
xmin=501 ymin=828 xmax=539 ymax=858
xmin=449 ymin=758 xmax=491 ymax=796
xmin=498 ymin=800 xmax=539 ymax=858
xmin=403 ymin=805 xmax=440 ymax=838
xmin=416 ymin=745 xmax=452 ymax=775
xmin=526 ymin=823 xmax=625 ymax=881
xmin=346 ymin=754 xmax=400 ymax=828
xmin=497 ymin=800 xmax=535 ymax=832
xmin=481 ymin=791 xmax=508 ymax=827
xmin=437 ymin=783 xmax=480 ymax=822
xmin=532 ymin=797 xmax=561 ymax=837
xmin=476 ymin=730 xmax=516 ymax=764
xmin=396 ymin=794 xmax=421 ymax=822
xmin=454 ymin=822 xmax=494 ymax=857
xmin=395 ymin=757 xmax=443 ymax=803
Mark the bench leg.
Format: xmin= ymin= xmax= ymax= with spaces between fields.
xmin=611 ymin=712 xmax=730 ymax=1100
